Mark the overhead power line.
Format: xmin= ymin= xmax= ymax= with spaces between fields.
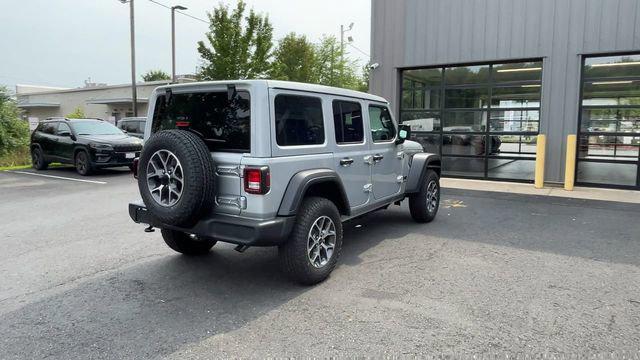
xmin=347 ymin=43 xmax=370 ymax=58
xmin=146 ymin=0 xmax=209 ymax=24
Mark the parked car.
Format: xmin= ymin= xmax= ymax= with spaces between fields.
xmin=117 ymin=117 xmax=146 ymax=139
xmin=128 ymin=80 xmax=441 ymax=285
xmin=31 ymin=118 xmax=144 ymax=175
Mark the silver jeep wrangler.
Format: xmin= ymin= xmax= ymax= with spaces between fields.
xmin=129 ymin=80 xmax=441 ymax=284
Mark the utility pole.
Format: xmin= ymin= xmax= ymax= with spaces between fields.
xmin=171 ymin=5 xmax=188 ymax=83
xmin=340 ymin=23 xmax=354 ymax=87
xmin=123 ymin=0 xmax=138 ymax=116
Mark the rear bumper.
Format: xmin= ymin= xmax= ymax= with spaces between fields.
xmin=129 ymin=202 xmax=295 ymax=246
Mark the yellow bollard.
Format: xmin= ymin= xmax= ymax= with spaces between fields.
xmin=534 ymin=134 xmax=546 ymax=188
xmin=564 ymin=135 xmax=577 ymax=191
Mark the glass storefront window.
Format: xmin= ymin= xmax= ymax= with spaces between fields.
xmin=491 ymin=86 xmax=541 ymax=108
xmin=580 ymin=108 xmax=640 ymax=133
xmin=582 ymin=80 xmax=640 ymax=106
xmin=443 ymin=111 xmax=487 ymax=132
xmin=403 ymin=68 xmax=442 ymax=88
xmin=578 ymin=54 xmax=640 ymax=188
xmin=400 ymin=59 xmax=542 ymax=181
xmin=444 ymin=88 xmax=490 ymax=109
xmin=444 ymin=65 xmax=490 ymax=85
xmin=583 ymin=54 xmax=640 ymax=79
xmin=493 ymin=61 xmax=543 ymax=83
xmin=490 ymin=110 xmax=539 ymax=132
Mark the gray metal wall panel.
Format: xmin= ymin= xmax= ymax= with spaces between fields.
xmin=370 ymin=0 xmax=640 ymax=183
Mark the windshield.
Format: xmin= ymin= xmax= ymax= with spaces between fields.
xmin=72 ymin=120 xmax=124 ymax=135
xmin=151 ymin=90 xmax=251 ymax=152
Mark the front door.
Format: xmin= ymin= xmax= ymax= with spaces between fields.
xmin=332 ymin=99 xmax=371 ymax=208
xmin=368 ymin=104 xmax=403 ymax=200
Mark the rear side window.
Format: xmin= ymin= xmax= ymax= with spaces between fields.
xmin=333 ymin=100 xmax=364 ymax=144
xmin=368 ymin=105 xmax=396 ymax=142
xmin=275 ymin=95 xmax=324 ymax=146
xmin=151 ymin=91 xmax=250 ymax=152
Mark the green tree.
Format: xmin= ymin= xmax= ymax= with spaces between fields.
xmin=314 ymin=35 xmax=361 ymax=89
xmin=197 ymin=0 xmax=273 ymax=80
xmin=66 ymin=107 xmax=85 ymax=119
xmin=270 ymin=33 xmax=317 ymax=83
xmin=142 ymin=69 xmax=171 ymax=82
xmin=358 ymin=64 xmax=370 ymax=93
xmin=0 ymin=87 xmax=29 ymax=157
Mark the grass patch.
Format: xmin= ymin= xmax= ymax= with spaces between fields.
xmin=0 ymin=147 xmax=67 ymax=171
xmin=0 ymin=147 xmax=30 ymax=168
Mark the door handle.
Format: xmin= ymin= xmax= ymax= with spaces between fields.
xmin=340 ymin=157 xmax=354 ymax=166
xmin=373 ymin=154 xmax=384 ymax=162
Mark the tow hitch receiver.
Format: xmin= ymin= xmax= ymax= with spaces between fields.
xmin=144 ymin=225 xmax=155 ymax=233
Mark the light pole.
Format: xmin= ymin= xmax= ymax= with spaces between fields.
xmin=119 ymin=0 xmax=138 ymax=116
xmin=340 ymin=22 xmax=354 ymax=84
xmin=171 ymin=5 xmax=187 ymax=83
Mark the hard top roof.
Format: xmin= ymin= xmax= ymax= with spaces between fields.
xmin=153 ymin=80 xmax=388 ymax=104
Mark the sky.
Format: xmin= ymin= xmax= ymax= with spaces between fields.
xmin=0 ymin=0 xmax=371 ymax=90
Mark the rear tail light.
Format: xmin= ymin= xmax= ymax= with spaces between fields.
xmin=243 ymin=166 xmax=270 ymax=195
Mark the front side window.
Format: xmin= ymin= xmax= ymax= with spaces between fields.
xmin=333 ymin=100 xmax=364 ymax=144
xmin=57 ymin=122 xmax=72 ymax=136
xmin=275 ymin=94 xmax=324 ymax=146
xmin=368 ymin=105 xmax=396 ymax=142
xmin=152 ymin=91 xmax=251 ymax=152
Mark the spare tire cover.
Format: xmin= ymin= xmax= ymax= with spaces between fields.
xmin=137 ymin=129 xmax=215 ymax=227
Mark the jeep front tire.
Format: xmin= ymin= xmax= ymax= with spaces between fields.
xmin=409 ymin=169 xmax=440 ymax=223
xmin=279 ymin=197 xmax=343 ymax=285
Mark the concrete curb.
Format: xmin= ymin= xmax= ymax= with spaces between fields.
xmin=441 ymin=178 xmax=640 ymax=204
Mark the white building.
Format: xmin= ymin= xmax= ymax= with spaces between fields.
xmin=15 ymin=81 xmax=172 ymax=128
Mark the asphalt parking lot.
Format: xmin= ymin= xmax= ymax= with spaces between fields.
xmin=1 ymin=167 xmax=639 ymax=358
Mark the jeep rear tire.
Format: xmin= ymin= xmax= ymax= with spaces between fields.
xmin=409 ymin=169 xmax=440 ymax=223
xmin=279 ymin=197 xmax=343 ymax=285
xmin=161 ymin=228 xmax=216 ymax=255
xmin=138 ymin=130 xmax=215 ymax=227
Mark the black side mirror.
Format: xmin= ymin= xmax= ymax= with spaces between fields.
xmin=395 ymin=124 xmax=411 ymax=145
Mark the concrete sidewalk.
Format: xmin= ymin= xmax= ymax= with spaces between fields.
xmin=442 ymin=178 xmax=640 ymax=204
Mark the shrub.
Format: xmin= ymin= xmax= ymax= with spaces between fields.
xmin=0 ymin=87 xmax=30 ymax=162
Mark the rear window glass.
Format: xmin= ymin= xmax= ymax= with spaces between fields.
xmin=275 ymin=94 xmax=324 ymax=146
xmin=151 ymin=91 xmax=250 ymax=152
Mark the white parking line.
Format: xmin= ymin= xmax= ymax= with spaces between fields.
xmin=9 ymin=171 xmax=107 ymax=184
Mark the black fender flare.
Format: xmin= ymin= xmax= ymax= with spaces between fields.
xmin=277 ymin=169 xmax=351 ymax=216
xmin=405 ymin=153 xmax=441 ymax=193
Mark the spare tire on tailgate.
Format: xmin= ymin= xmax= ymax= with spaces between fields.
xmin=137 ymin=129 xmax=215 ymax=227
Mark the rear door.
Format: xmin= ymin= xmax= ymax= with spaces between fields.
xmin=332 ymin=99 xmax=371 ymax=208
xmin=54 ymin=122 xmax=74 ymax=161
xmin=37 ymin=122 xmax=58 ymax=157
xmin=367 ymin=104 xmax=403 ymax=200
